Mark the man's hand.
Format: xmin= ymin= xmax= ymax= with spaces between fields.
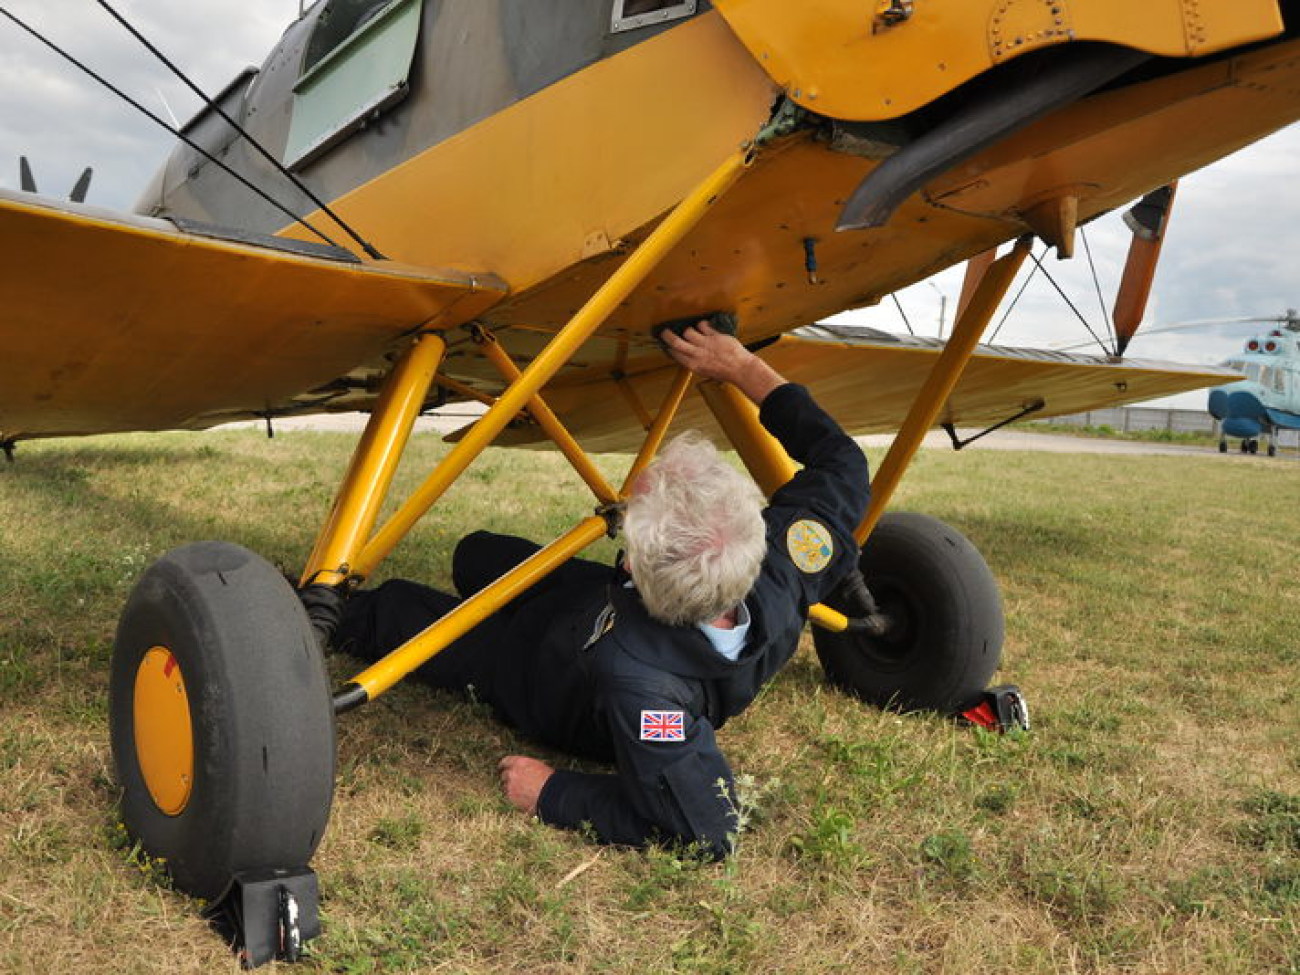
xmin=498 ymin=755 xmax=555 ymax=816
xmin=660 ymin=321 xmax=785 ymax=405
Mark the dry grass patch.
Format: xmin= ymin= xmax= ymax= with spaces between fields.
xmin=1 ymin=432 xmax=1297 ymax=972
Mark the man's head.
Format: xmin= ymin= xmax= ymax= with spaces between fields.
xmin=623 ymin=432 xmax=766 ymax=626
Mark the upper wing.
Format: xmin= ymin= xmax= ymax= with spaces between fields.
xmin=0 ymin=190 xmax=506 ymax=441
xmin=488 ymin=324 xmax=1236 ymax=451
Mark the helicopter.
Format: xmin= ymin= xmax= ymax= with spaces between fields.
xmin=1207 ymin=310 xmax=1300 ymax=455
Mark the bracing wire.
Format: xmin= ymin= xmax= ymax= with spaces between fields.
xmin=1079 ymin=226 xmax=1115 ymax=354
xmin=987 ymin=245 xmax=1043 ymax=345
xmin=92 ymin=0 xmax=385 ymax=260
xmin=0 ymin=4 xmax=347 ymax=254
xmin=1026 ymin=246 xmax=1112 ymax=354
xmin=890 ymin=293 xmax=916 ymax=335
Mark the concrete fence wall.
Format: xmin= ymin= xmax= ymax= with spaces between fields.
xmin=1035 ymin=407 xmax=1300 ymax=448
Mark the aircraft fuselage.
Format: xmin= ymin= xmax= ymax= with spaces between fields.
xmin=134 ymin=1 xmax=1300 ymax=363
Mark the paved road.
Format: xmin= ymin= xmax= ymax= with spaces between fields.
xmin=888 ymin=429 xmax=1297 ymax=460
xmin=234 ymin=412 xmax=1297 ymax=461
xmin=860 ymin=429 xmax=1212 ymax=457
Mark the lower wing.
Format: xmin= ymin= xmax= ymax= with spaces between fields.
xmin=0 ymin=190 xmax=506 ymax=442
xmin=487 ymin=323 xmax=1236 ymax=451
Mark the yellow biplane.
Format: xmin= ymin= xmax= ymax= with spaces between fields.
xmin=2 ymin=0 xmax=1297 ymax=963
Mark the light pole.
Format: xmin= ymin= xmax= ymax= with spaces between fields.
xmin=929 ymin=282 xmax=948 ymax=340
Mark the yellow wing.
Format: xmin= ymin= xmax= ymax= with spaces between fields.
xmin=490 ymin=324 xmax=1235 ymax=451
xmin=0 ymin=190 xmax=506 ymax=441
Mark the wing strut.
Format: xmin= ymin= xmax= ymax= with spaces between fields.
xmin=856 ymin=237 xmax=1034 ymax=545
xmin=316 ymin=148 xmax=751 ymax=710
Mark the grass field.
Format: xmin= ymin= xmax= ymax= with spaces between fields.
xmin=1 ymin=430 xmax=1297 ymax=974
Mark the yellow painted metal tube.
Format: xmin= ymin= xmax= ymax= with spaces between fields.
xmin=808 ymin=603 xmax=849 ymax=633
xmin=434 ymin=373 xmax=497 ymax=407
xmin=301 ymin=333 xmax=447 ymax=586
xmin=620 ymin=366 xmax=693 ymax=494
xmin=348 ymin=515 xmax=610 ymax=701
xmin=697 ymin=379 xmax=797 ymax=495
xmin=854 ymin=237 xmax=1032 ymax=546
xmin=354 ymin=149 xmax=751 ymax=578
xmin=614 ymin=378 xmax=656 ymax=430
xmin=477 ymin=332 xmax=618 ymax=504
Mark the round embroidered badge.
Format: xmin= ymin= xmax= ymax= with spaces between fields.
xmin=786 ymin=519 xmax=834 ymax=574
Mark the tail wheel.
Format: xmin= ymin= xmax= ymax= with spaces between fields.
xmin=813 ymin=512 xmax=1003 ymax=713
xmin=110 ymin=542 xmax=335 ymax=900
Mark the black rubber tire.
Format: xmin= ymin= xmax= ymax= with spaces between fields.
xmin=110 ymin=542 xmax=336 ymax=900
xmin=813 ymin=512 xmax=1003 ymax=713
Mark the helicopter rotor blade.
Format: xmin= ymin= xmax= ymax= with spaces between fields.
xmin=1053 ymin=314 xmax=1291 ymax=351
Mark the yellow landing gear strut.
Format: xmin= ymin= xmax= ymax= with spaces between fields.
xmin=111 ymin=151 xmax=752 ymax=955
xmin=301 ymin=149 xmax=751 ymax=711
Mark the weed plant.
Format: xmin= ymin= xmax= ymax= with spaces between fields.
xmin=0 ymin=431 xmax=1296 ymax=972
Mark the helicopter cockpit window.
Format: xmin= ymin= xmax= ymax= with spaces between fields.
xmin=611 ymin=0 xmax=698 ymax=33
xmin=285 ymin=0 xmax=423 ymax=169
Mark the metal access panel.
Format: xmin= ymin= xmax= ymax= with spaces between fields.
xmin=286 ymin=0 xmax=423 ymax=170
xmin=611 ymin=0 xmax=697 ymax=33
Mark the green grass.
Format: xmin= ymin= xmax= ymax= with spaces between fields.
xmin=1 ymin=430 xmax=1297 ymax=973
xmin=1021 ymin=420 xmax=1220 ymax=447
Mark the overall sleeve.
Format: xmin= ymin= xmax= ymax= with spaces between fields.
xmin=760 ymin=383 xmax=871 ymax=537
xmin=534 ymin=668 xmax=738 ymax=859
xmin=757 ymin=383 xmax=871 ymax=605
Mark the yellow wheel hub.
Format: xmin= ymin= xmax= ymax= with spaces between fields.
xmin=133 ymin=647 xmax=194 ymax=816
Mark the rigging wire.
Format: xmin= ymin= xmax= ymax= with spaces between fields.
xmin=890 ymin=292 xmax=916 ymax=335
xmin=92 ymin=0 xmax=385 ymax=260
xmin=1025 ymin=246 xmax=1112 ymax=354
xmin=987 ymin=244 xmax=1043 ymax=344
xmin=0 ymin=3 xmax=347 ymax=254
xmin=1079 ymin=225 xmax=1115 ymax=354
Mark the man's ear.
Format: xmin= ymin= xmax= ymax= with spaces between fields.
xmin=616 ymin=549 xmax=635 ymax=584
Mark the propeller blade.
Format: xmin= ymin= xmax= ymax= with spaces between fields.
xmin=19 ymin=156 xmax=36 ymax=193
xmin=69 ymin=167 xmax=93 ymax=203
xmin=1112 ymin=182 xmax=1178 ymax=356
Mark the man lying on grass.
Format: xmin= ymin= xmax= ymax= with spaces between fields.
xmin=336 ymin=322 xmax=870 ymax=856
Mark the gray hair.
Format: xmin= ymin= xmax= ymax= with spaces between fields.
xmin=623 ymin=432 xmax=767 ymax=626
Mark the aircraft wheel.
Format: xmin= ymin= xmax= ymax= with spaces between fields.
xmin=1218 ymin=440 xmax=1228 ymax=453
xmin=1268 ymin=443 xmax=1277 ymax=458
xmin=813 ymin=512 xmax=1003 ymax=713
xmin=110 ymin=542 xmax=335 ymax=900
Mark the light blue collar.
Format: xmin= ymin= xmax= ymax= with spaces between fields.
xmin=696 ymin=602 xmax=751 ymax=662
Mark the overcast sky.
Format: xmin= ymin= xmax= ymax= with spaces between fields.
xmin=1 ymin=0 xmax=1296 ymax=407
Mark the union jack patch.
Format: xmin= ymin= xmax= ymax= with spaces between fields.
xmin=640 ymin=710 xmax=686 ymax=742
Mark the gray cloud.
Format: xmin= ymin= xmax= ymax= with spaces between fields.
xmin=0 ymin=0 xmax=290 ymax=207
